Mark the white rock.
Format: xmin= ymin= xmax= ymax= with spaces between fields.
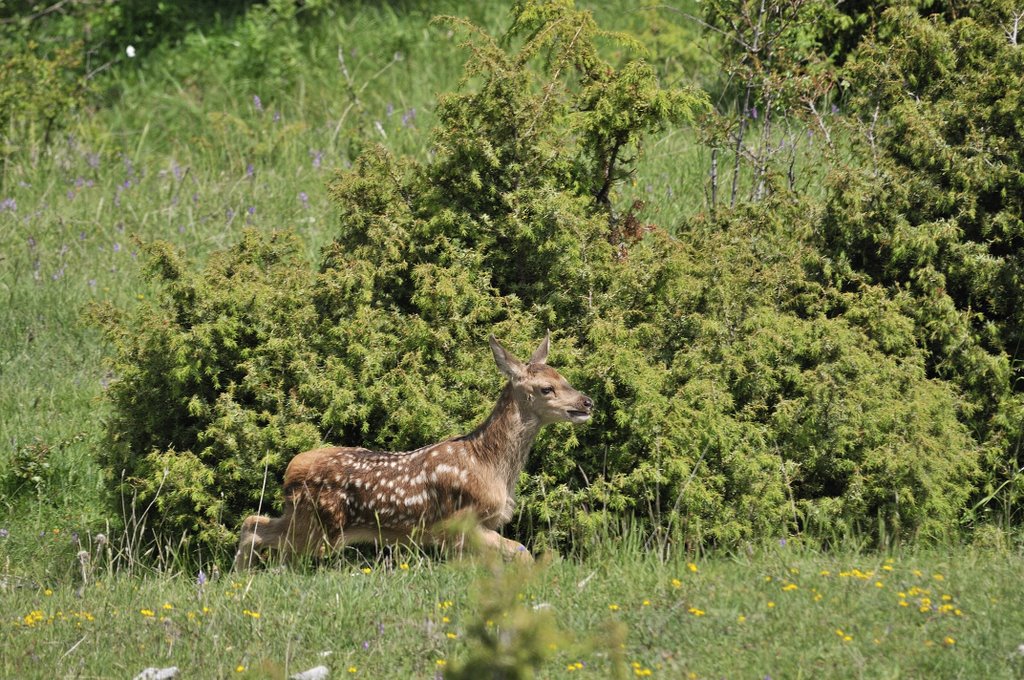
xmin=291 ymin=665 xmax=330 ymax=680
xmin=133 ymin=668 xmax=179 ymax=680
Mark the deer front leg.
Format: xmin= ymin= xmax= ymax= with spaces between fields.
xmin=426 ymin=509 xmax=533 ymax=563
xmin=473 ymin=527 xmax=534 ymax=563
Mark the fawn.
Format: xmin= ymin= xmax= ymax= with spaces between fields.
xmin=233 ymin=333 xmax=593 ymax=569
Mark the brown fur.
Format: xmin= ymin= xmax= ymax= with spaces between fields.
xmin=233 ymin=333 xmax=593 ymax=569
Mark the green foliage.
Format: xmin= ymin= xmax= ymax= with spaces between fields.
xmin=94 ymin=0 xmax=989 ymax=561
xmin=824 ymin=5 xmax=1024 ymax=523
xmin=0 ymin=40 xmax=89 ymax=153
xmin=445 ymin=565 xmax=575 ymax=680
xmin=91 ymin=231 xmax=325 ymax=551
xmin=1 ymin=433 xmax=84 ymax=501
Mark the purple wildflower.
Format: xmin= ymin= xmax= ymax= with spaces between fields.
xmin=67 ymin=190 xmax=75 ymax=200
xmin=401 ymin=108 xmax=416 ymax=127
xmin=362 ymin=641 xmax=370 ymax=650
xmin=172 ymin=161 xmax=184 ymax=181
xmin=0 ymin=528 xmax=8 ymax=538
xmin=299 ymin=191 xmax=309 ymax=208
xmin=273 ymin=110 xmax=281 ymax=123
xmin=253 ymin=94 xmax=263 ymax=112
xmin=226 ymin=208 xmax=235 ymax=221
xmin=311 ymin=150 xmax=323 ymax=169
xmin=750 ymin=106 xmax=758 ymax=120
xmin=113 ymin=242 xmax=121 ymax=252
xmin=385 ymin=102 xmax=394 ymax=117
xmin=1 ymin=197 xmax=16 ymax=212
xmin=87 ymin=152 xmax=100 ymax=169
xmin=247 ymin=206 xmax=256 ymax=216
xmin=197 ymin=569 xmax=207 ymax=587
xmin=27 ymin=236 xmax=35 ymax=249
xmin=79 ymin=231 xmax=87 ymax=240
xmin=246 ymin=163 xmax=255 ymax=179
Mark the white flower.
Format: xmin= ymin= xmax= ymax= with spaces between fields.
xmin=126 ymin=45 xmax=136 ymax=58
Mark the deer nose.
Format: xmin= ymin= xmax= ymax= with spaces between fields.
xmin=581 ymin=396 xmax=594 ymax=411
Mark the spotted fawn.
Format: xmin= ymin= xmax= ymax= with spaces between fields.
xmin=234 ymin=333 xmax=593 ymax=569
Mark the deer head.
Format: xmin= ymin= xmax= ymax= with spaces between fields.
xmin=489 ymin=332 xmax=593 ymax=425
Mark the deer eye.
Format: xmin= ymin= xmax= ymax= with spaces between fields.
xmin=540 ymin=386 xmax=555 ymax=395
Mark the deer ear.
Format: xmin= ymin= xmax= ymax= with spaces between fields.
xmin=528 ymin=331 xmax=550 ymax=365
xmin=490 ymin=335 xmax=526 ymax=380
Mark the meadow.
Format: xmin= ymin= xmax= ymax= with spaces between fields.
xmin=5 ymin=537 xmax=1024 ymax=678
xmin=2 ymin=0 xmax=1023 ymax=677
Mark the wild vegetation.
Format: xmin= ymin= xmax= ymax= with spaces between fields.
xmin=1 ymin=0 xmax=1023 ymax=677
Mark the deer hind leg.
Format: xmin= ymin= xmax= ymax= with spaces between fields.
xmin=233 ymin=501 xmax=328 ymax=570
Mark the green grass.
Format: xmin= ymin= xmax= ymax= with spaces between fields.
xmin=3 ymin=537 xmax=1023 ymax=678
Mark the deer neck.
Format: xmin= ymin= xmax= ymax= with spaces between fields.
xmin=466 ymin=383 xmax=541 ymax=488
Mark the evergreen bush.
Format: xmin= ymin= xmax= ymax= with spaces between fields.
xmin=94 ymin=0 xmax=985 ymax=560
xmin=823 ymin=5 xmax=1024 ymax=524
